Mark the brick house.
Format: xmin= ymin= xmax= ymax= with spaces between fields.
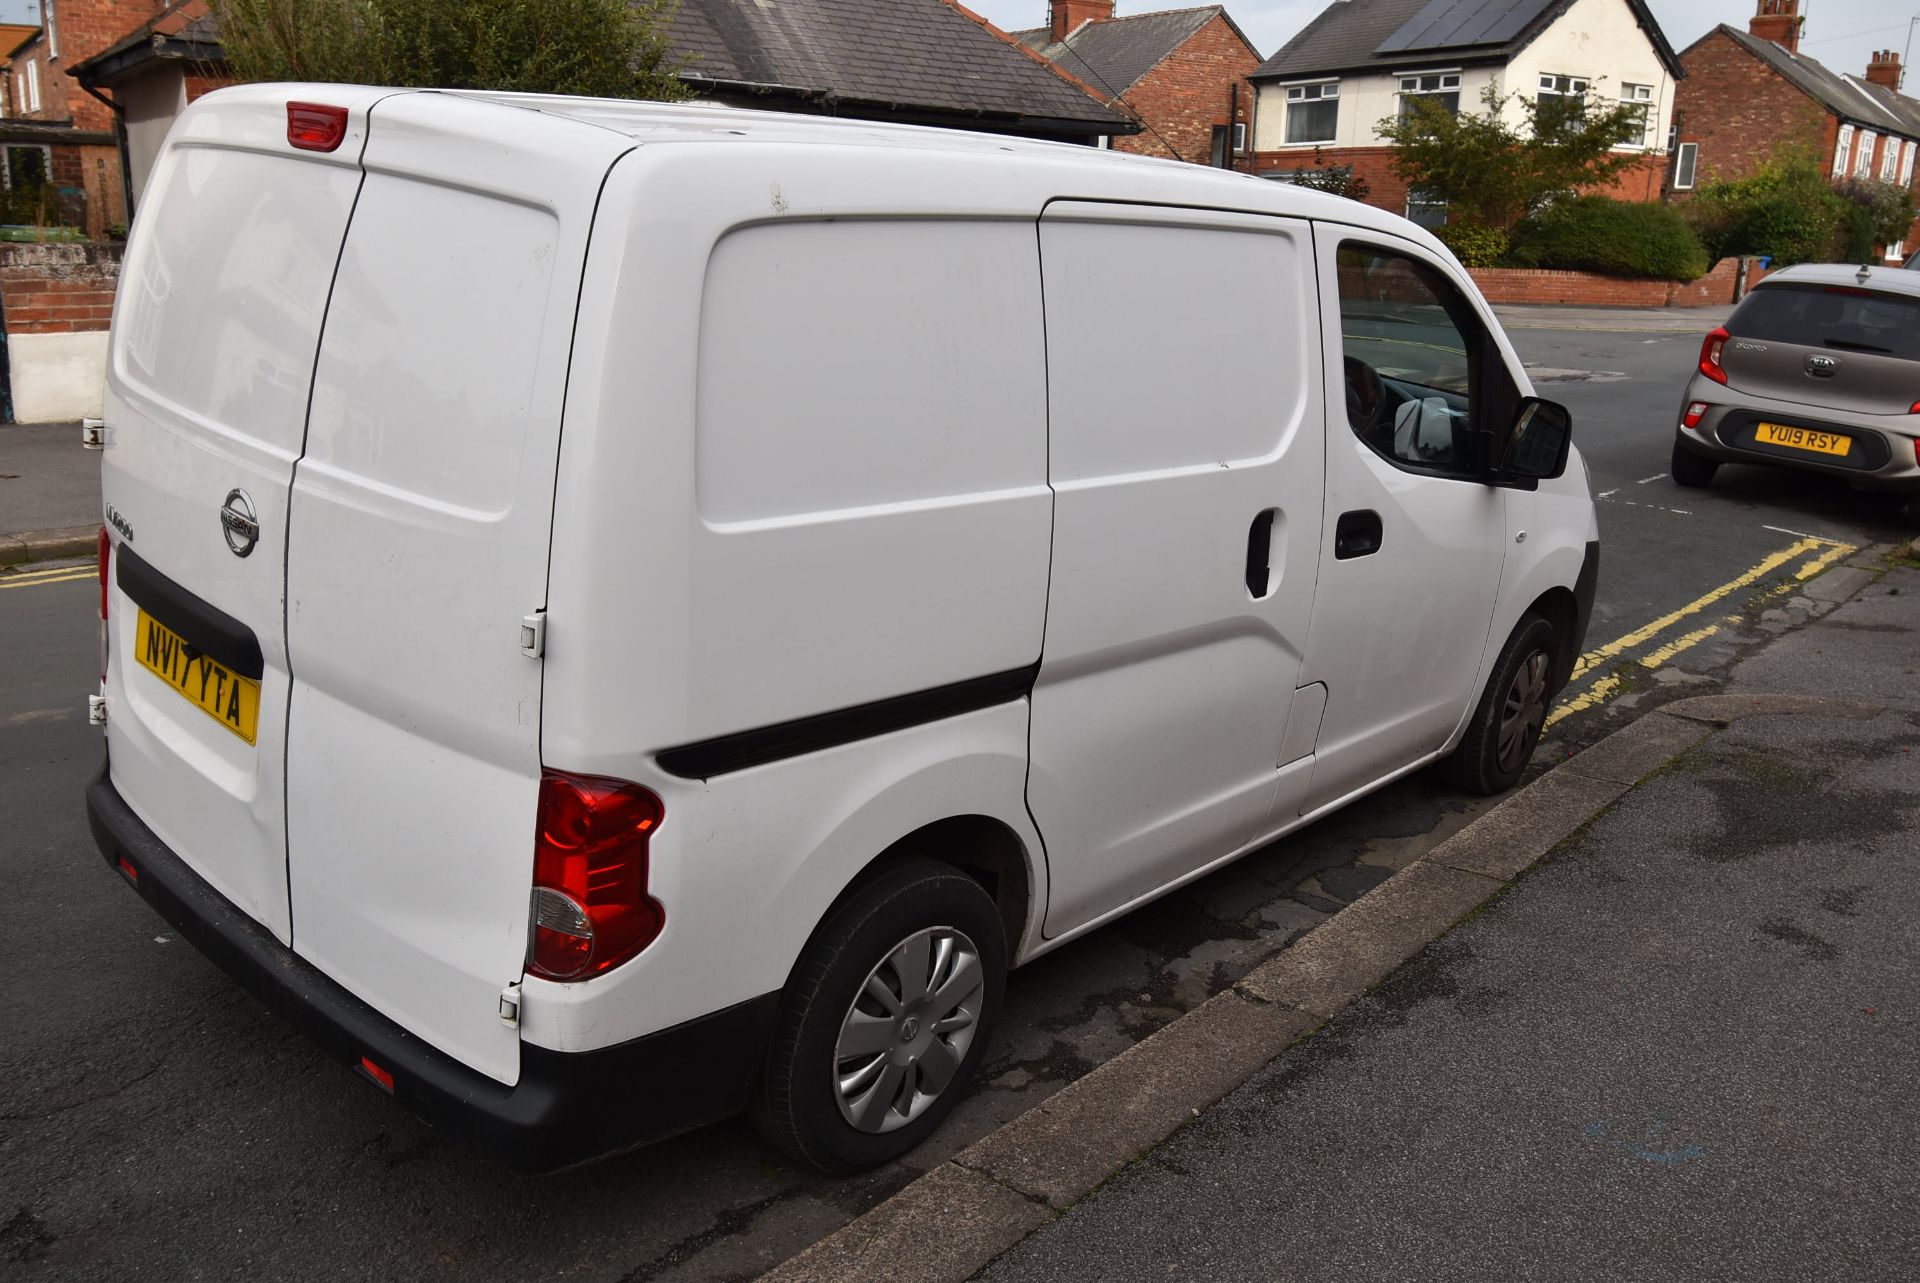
xmin=1248 ymin=0 xmax=1683 ymax=226
xmin=1011 ymin=0 xmax=1263 ymax=168
xmin=0 ymin=0 xmax=174 ymax=237
xmin=1670 ymin=0 xmax=1920 ymax=262
xmin=66 ymin=0 xmax=224 ymax=205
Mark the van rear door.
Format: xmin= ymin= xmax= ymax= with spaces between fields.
xmin=101 ymin=86 xmax=379 ymax=944
xmin=282 ymin=94 xmax=633 ymax=1086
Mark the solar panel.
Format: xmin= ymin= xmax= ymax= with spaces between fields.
xmin=1375 ymin=0 xmax=1557 ymax=54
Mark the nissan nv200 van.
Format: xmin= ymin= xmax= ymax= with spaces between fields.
xmin=87 ymin=85 xmax=1598 ymax=1174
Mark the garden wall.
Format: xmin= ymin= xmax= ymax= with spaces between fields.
xmin=1468 ymin=256 xmax=1770 ymax=308
xmin=0 ymin=241 xmax=120 ymax=422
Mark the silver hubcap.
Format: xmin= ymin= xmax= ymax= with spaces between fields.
xmin=1498 ymin=649 xmax=1551 ymax=772
xmin=834 ymin=926 xmax=985 ymax=1134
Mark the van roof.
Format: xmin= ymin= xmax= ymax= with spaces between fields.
xmin=435 ymin=88 xmax=1434 ymax=244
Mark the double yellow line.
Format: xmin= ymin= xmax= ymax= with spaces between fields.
xmin=0 ymin=561 xmax=95 ymax=590
xmin=1547 ymin=535 xmax=1858 ymax=727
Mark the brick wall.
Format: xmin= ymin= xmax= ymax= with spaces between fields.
xmin=1670 ymin=27 xmax=1832 ymax=191
xmin=1468 ymin=257 xmax=1771 ymax=307
xmin=1110 ymin=13 xmax=1259 ymax=168
xmin=1254 ymin=145 xmax=1413 ymax=215
xmin=0 ymin=241 xmax=121 ymax=333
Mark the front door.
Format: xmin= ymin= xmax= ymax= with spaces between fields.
xmin=1027 ymin=203 xmax=1325 ymax=937
xmin=1296 ymin=229 xmax=1513 ymax=813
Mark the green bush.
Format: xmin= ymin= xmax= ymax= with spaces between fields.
xmin=1505 ymin=196 xmax=1708 ymax=281
xmin=1686 ymin=151 xmax=1847 ymax=266
xmin=1435 ymin=219 xmax=1508 ymax=268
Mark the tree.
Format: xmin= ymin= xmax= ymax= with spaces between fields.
xmin=1833 ymin=176 xmax=1918 ymax=258
xmin=210 ymin=0 xmax=692 ymax=100
xmin=1685 ymin=148 xmax=1848 ymax=266
xmin=1375 ymin=84 xmax=1651 ymax=230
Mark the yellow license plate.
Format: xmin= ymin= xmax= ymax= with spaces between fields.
xmin=1755 ymin=422 xmax=1851 ymax=457
xmin=134 ymin=610 xmax=260 ymax=744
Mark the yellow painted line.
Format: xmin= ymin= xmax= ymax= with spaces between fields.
xmin=1547 ymin=673 xmax=1622 ymax=727
xmin=3 ymin=561 xmax=95 ymax=582
xmin=1568 ymin=538 xmax=1821 ymax=679
xmin=0 ymin=570 xmax=93 ymax=589
xmin=1639 ymin=616 xmax=1737 ymax=670
xmin=1794 ymin=541 xmax=1858 ymax=580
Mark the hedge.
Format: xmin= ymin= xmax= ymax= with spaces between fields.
xmin=1505 ymin=196 xmax=1710 ymax=281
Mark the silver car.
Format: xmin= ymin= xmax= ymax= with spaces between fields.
xmin=1672 ymin=263 xmax=1920 ymax=516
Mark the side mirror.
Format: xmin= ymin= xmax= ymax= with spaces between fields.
xmin=1498 ymin=397 xmax=1572 ymax=481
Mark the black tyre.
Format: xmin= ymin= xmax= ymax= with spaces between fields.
xmin=1671 ymin=440 xmax=1718 ymax=488
xmin=1439 ymin=613 xmax=1556 ymax=796
xmin=750 ymin=857 xmax=1006 ymax=1173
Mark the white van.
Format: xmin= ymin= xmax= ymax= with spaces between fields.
xmin=87 ymin=85 xmax=1598 ymax=1174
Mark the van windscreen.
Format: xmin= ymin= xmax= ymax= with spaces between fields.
xmin=1727 ymin=283 xmax=1920 ymax=360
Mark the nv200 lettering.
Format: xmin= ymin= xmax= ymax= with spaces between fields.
xmin=88 ymin=85 xmax=1598 ymax=1173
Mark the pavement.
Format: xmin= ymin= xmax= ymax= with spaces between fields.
xmin=764 ymin=552 xmax=1920 ymax=1282
xmin=0 ymin=421 xmax=98 ymax=564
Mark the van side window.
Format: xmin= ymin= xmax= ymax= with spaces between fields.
xmin=1334 ymin=247 xmax=1487 ymax=477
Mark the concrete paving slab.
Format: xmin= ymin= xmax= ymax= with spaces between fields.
xmin=1235 ymin=861 xmax=1501 ymax=1017
xmin=0 ymin=525 xmax=97 ymax=566
xmin=956 ymin=991 xmax=1315 ymax=1211
xmin=1425 ymin=769 xmax=1630 ymax=882
xmin=1559 ymin=711 xmax=1711 ymax=785
xmin=1802 ymin=564 xmax=1878 ymax=603
xmin=1660 ymin=693 xmax=1883 ymax=726
xmin=756 ymin=1163 xmax=1052 ymax=1283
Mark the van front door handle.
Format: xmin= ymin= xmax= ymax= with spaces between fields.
xmin=1335 ymin=509 xmax=1382 ymax=560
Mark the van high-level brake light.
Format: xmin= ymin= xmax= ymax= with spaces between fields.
xmin=529 ymin=770 xmax=665 ymax=980
xmin=286 ymin=102 xmax=348 ymax=153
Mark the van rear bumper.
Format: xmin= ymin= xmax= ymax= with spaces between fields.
xmin=86 ymin=761 xmax=779 ymax=1173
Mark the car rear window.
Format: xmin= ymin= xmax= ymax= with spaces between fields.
xmin=1727 ymin=283 xmax=1920 ymax=360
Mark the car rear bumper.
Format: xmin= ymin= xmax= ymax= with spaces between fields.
xmin=86 ymin=759 xmax=779 ymax=1173
xmin=1676 ymin=387 xmax=1920 ymax=491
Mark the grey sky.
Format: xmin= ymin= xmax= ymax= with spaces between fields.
xmin=967 ymin=0 xmax=1917 ymax=90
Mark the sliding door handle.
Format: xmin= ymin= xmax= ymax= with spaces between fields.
xmin=1245 ymin=508 xmax=1276 ymax=598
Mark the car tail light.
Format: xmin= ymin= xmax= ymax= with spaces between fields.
xmin=357 ymin=1056 xmax=395 ymax=1094
xmin=1698 ymin=327 xmax=1729 ymax=385
xmin=1910 ymin=399 xmax=1920 ymax=414
xmin=287 ymin=102 xmax=348 ymax=152
xmin=1683 ymin=402 xmax=1709 ymax=429
xmin=528 ymin=769 xmax=665 ymax=980
xmin=97 ymin=526 xmax=110 ymax=683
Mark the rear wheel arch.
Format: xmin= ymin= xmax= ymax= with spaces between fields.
xmin=1523 ymin=586 xmax=1579 ymax=692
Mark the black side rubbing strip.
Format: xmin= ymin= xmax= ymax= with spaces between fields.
xmin=657 ymin=662 xmax=1042 ymax=781
xmin=116 ymin=545 xmax=266 ymax=679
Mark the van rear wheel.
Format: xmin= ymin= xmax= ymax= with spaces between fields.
xmin=1439 ymin=613 xmax=1556 ymax=796
xmin=750 ymin=858 xmax=1006 ymax=1173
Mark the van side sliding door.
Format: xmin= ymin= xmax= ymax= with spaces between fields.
xmin=1027 ymin=203 xmax=1325 ymax=937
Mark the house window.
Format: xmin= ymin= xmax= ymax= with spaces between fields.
xmin=4 ymin=145 xmax=50 ymax=190
xmin=45 ymin=0 xmax=56 ymax=60
xmin=1881 ymin=139 xmax=1900 ymax=182
xmin=1617 ymin=83 xmax=1654 ymax=147
xmin=1887 ymin=240 xmax=1906 ymax=262
xmin=1284 ymin=82 xmax=1339 ymax=145
xmin=1404 ymin=187 xmax=1447 ymax=229
xmin=1232 ymin=122 xmax=1247 ymax=154
xmin=1902 ymin=140 xmax=1916 ymax=187
xmin=1833 ymin=124 xmax=1854 ymax=175
xmin=1854 ymin=131 xmax=1876 ymax=179
xmin=1536 ymin=74 xmax=1589 ymax=132
xmin=1672 ymin=142 xmax=1698 ymax=190
xmin=1397 ymin=72 xmax=1461 ymax=122
xmin=25 ymin=60 xmax=40 ymax=114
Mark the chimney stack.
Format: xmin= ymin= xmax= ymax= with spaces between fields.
xmin=1050 ymin=0 xmax=1116 ymax=42
xmin=1866 ymin=50 xmax=1902 ymax=90
xmin=1748 ymin=0 xmax=1802 ymax=55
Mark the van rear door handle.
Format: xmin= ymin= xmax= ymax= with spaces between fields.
xmin=1335 ymin=509 xmax=1382 ymax=560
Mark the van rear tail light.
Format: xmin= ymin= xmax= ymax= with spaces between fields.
xmin=286 ymin=102 xmax=348 ymax=153
xmin=1698 ymin=327 xmax=1729 ymax=385
xmin=97 ymin=526 xmax=110 ymax=683
xmin=528 ymin=770 xmax=665 ymax=981
xmin=1683 ymin=402 xmax=1709 ymax=429
xmin=1910 ymin=399 xmax=1920 ymax=414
